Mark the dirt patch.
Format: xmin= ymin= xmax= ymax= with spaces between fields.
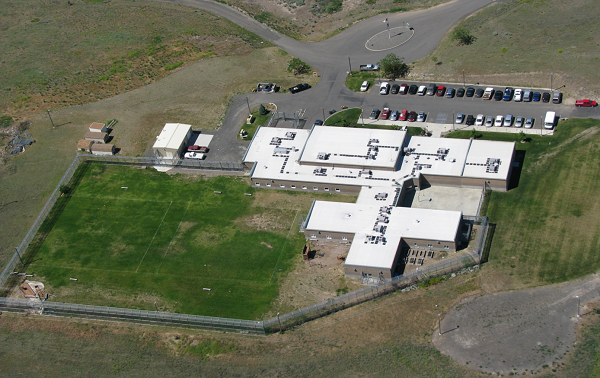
xmin=265 ymin=240 xmax=360 ymax=317
xmin=261 ymin=242 xmax=273 ymax=249
xmin=234 ymin=208 xmax=296 ymax=235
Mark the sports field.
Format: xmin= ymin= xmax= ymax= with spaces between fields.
xmin=27 ymin=164 xmax=315 ymax=320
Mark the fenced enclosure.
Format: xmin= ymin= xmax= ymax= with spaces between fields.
xmin=1 ymin=153 xmax=489 ymax=335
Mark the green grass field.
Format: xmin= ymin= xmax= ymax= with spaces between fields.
xmin=27 ymin=164 xmax=309 ymax=319
xmin=448 ymin=118 xmax=600 ymax=286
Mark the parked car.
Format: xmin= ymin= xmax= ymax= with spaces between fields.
xmin=503 ymin=87 xmax=514 ymax=101
xmin=542 ymin=92 xmax=551 ymax=103
xmin=532 ymin=92 xmax=541 ymax=102
xmin=466 ymin=114 xmax=475 ymax=126
xmin=427 ymin=83 xmax=437 ymax=96
xmin=399 ymin=109 xmax=408 ymax=121
xmin=475 ymin=88 xmax=485 ymax=98
xmin=380 ymin=82 xmax=390 ymax=95
xmin=188 ymin=145 xmax=202 ymax=152
xmin=495 ymin=115 xmax=504 ymax=127
xmin=446 ymin=88 xmax=456 ymax=98
xmin=552 ymin=91 xmax=563 ymax=104
xmin=289 ymin=83 xmax=310 ymax=94
xmin=184 ymin=152 xmax=205 ymax=159
xmin=407 ymin=111 xmax=418 ymax=122
xmin=391 ymin=84 xmax=400 ymax=94
xmin=390 ymin=110 xmax=400 ymax=121
xmin=524 ymin=117 xmax=534 ymax=129
xmin=436 ymin=86 xmax=446 ymax=96
xmin=418 ymin=85 xmax=427 ymax=96
xmin=455 ymin=113 xmax=465 ymax=124
xmin=504 ymin=114 xmax=513 ymax=127
xmin=485 ymin=116 xmax=494 ymax=127
xmin=514 ymin=116 xmax=524 ymax=128
xmin=360 ymin=64 xmax=379 ymax=71
xmin=417 ymin=111 xmax=426 ymax=122
xmin=483 ymin=87 xmax=495 ymax=100
xmin=456 ymin=88 xmax=465 ymax=97
xmin=313 ymin=119 xmax=324 ymax=127
xmin=466 ymin=87 xmax=476 ymax=97
xmin=380 ymin=107 xmax=391 ymax=120
xmin=523 ymin=89 xmax=533 ymax=102
xmin=409 ymin=84 xmax=418 ymax=95
xmin=514 ymin=88 xmax=523 ymax=102
xmin=360 ymin=81 xmax=369 ymax=92
xmin=369 ymin=109 xmax=380 ymax=119
xmin=475 ymin=114 xmax=485 ymax=126
xmin=399 ymin=84 xmax=408 ymax=94
xmin=575 ymin=99 xmax=598 ymax=107
xmin=493 ymin=90 xmax=504 ymax=101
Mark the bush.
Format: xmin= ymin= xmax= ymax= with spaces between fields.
xmin=452 ymin=27 xmax=476 ymax=45
xmin=258 ymin=104 xmax=269 ymax=115
xmin=287 ymin=57 xmax=311 ymax=75
xmin=59 ymin=185 xmax=71 ymax=195
xmin=0 ymin=115 xmax=14 ymax=128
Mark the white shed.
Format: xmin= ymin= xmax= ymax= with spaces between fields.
xmin=152 ymin=123 xmax=192 ymax=159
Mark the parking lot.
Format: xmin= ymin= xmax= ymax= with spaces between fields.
xmin=360 ymin=80 xmax=566 ymax=132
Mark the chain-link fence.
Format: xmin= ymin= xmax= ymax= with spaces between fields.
xmin=0 ymin=298 xmax=265 ymax=335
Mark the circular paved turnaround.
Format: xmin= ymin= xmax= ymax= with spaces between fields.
xmin=365 ymin=27 xmax=414 ymax=51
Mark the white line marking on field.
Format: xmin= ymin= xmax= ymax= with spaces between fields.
xmin=269 ymin=209 xmax=300 ymax=283
xmin=136 ymin=201 xmax=172 ymax=273
xmin=155 ymin=201 xmax=191 ymax=274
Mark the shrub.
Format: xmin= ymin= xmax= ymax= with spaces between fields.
xmin=287 ymin=57 xmax=311 ymax=75
xmin=452 ymin=27 xmax=476 ymax=45
xmin=258 ymin=104 xmax=269 ymax=115
xmin=59 ymin=185 xmax=71 ymax=195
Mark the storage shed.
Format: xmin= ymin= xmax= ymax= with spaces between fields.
xmin=77 ymin=139 xmax=93 ymax=152
xmin=152 ymin=123 xmax=192 ymax=159
xmin=91 ymin=143 xmax=116 ymax=156
xmin=84 ymin=131 xmax=109 ymax=144
xmin=89 ymin=122 xmax=109 ymax=133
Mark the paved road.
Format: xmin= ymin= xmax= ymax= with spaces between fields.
xmin=155 ymin=0 xmax=598 ymax=162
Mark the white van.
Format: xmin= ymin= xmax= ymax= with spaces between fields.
xmin=544 ymin=111 xmax=556 ymax=129
xmin=417 ymin=85 xmax=427 ymax=96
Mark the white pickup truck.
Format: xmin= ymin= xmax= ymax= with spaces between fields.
xmin=184 ymin=152 xmax=205 ymax=160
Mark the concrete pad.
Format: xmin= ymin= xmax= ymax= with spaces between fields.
xmin=402 ymin=186 xmax=482 ymax=215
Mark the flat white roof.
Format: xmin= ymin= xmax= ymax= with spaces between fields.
xmin=305 ymin=201 xmax=462 ymax=270
xmin=396 ymin=136 xmax=471 ymax=178
xmin=463 ymin=140 xmax=515 ymax=179
xmin=194 ymin=134 xmax=214 ymax=147
xmin=299 ymin=126 xmax=406 ymax=169
xmin=153 ymin=123 xmax=191 ymax=150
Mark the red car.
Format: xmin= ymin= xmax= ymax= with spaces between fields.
xmin=407 ymin=111 xmax=417 ymax=122
xmin=399 ymin=109 xmax=408 ymax=121
xmin=436 ymin=86 xmax=446 ymax=96
xmin=380 ymin=107 xmax=391 ymax=120
xmin=188 ymin=145 xmax=208 ymax=153
xmin=575 ymin=99 xmax=598 ymax=107
xmin=399 ymin=84 xmax=408 ymax=95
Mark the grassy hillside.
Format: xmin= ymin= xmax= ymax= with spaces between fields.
xmin=411 ymin=0 xmax=600 ymax=99
xmin=0 ymin=0 xmax=268 ymax=117
xmin=448 ymin=118 xmax=600 ymax=287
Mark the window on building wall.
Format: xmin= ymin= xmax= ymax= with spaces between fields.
xmin=266 ymin=183 xmax=271 ymax=187
xmin=444 ymin=245 xmax=449 ymax=249
xmin=291 ymin=185 xmax=296 ymax=189
xmin=313 ymin=186 xmax=318 ymax=190
xmin=326 ymin=235 xmax=332 ymax=240
xmin=324 ymin=187 xmax=329 ymax=191
xmin=302 ymin=186 xmax=307 ymax=190
xmin=280 ymin=184 xmax=285 ymax=188
xmin=310 ymin=235 xmax=317 ymax=239
xmin=427 ymin=244 xmax=433 ymax=248
xmin=335 ymin=188 xmax=341 ymax=192
xmin=342 ymin=237 xmax=348 ymax=241
xmin=414 ymin=243 xmax=417 ymax=247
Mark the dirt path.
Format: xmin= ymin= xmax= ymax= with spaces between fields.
xmin=432 ymin=273 xmax=600 ymax=375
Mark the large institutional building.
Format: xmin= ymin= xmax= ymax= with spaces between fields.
xmin=243 ymin=125 xmax=515 ymax=279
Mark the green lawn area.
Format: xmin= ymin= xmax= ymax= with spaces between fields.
xmin=324 ymin=108 xmax=423 ymax=136
xmin=345 ymin=70 xmax=378 ymax=92
xmin=448 ymin=119 xmax=600 ymax=285
xmin=27 ymin=164 xmax=310 ymax=320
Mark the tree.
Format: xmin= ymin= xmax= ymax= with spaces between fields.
xmin=258 ymin=104 xmax=269 ymax=115
xmin=287 ymin=58 xmax=311 ymax=75
xmin=452 ymin=27 xmax=476 ymax=45
xmin=377 ymin=53 xmax=410 ymax=81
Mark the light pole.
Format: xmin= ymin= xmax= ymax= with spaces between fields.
xmin=576 ymin=296 xmax=580 ymax=317
xmin=452 ymin=111 xmax=455 ymax=131
xmin=322 ymin=108 xmax=325 ymax=122
xmin=277 ymin=312 xmax=282 ymax=332
xmin=14 ymin=247 xmax=24 ymax=266
xmin=462 ymin=69 xmax=465 ymax=88
xmin=438 ymin=313 xmax=442 ymax=335
xmin=551 ymin=72 xmax=553 ymax=92
xmin=47 ymin=109 xmax=55 ymax=128
xmin=245 ymin=96 xmax=251 ymax=116
xmin=348 ymin=57 xmax=352 ymax=73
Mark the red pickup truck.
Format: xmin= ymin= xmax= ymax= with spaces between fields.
xmin=575 ymin=99 xmax=598 ymax=107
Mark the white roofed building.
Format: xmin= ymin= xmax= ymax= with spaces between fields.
xmin=152 ymin=123 xmax=192 ymax=159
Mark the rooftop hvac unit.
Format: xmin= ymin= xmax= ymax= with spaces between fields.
xmin=285 ymin=131 xmax=296 ymax=139
xmin=317 ymin=152 xmax=329 ymax=160
xmin=271 ymin=137 xmax=282 ymax=145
